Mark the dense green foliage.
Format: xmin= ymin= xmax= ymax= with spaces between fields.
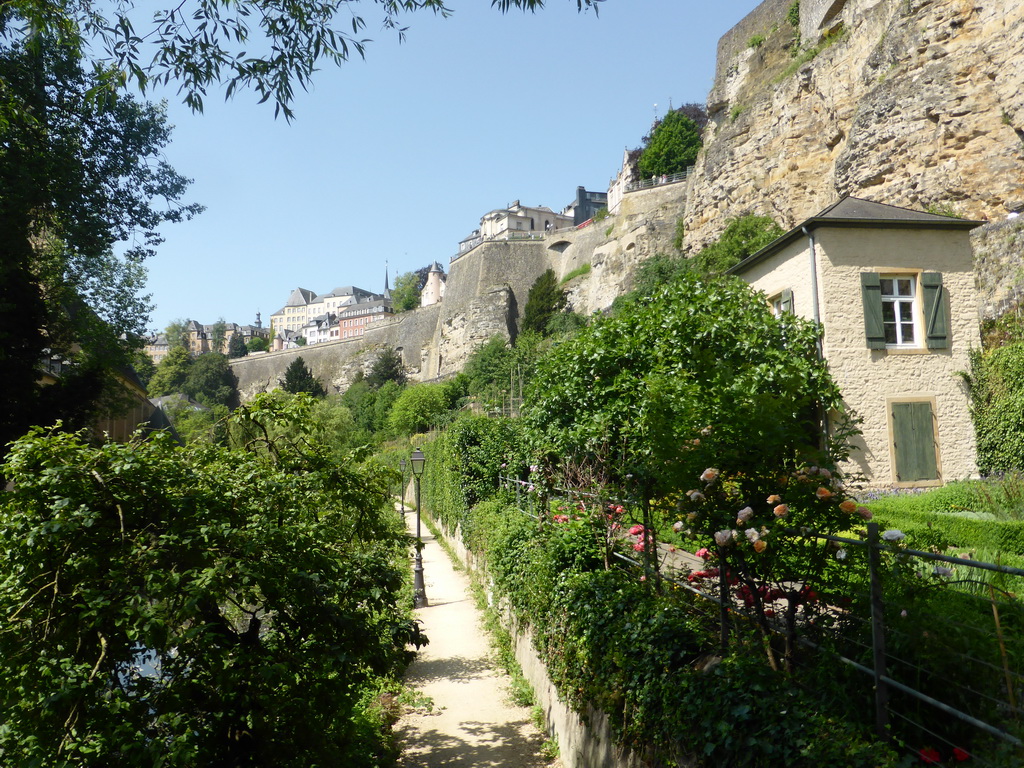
xmin=0 ymin=396 xmax=423 ymax=766
xmin=687 ymin=214 xmax=786 ymax=275
xmin=228 ymin=332 xmax=249 ymax=358
xmin=391 ymin=271 xmax=422 ymax=312
xmin=386 ymin=383 xmax=450 ymax=436
xmin=367 ymin=347 xmax=408 ymax=389
xmin=629 ymin=252 xmax=692 ymax=299
xmin=1 ymin=1 xmax=599 ymax=118
xmin=281 ymin=356 xmax=326 ymax=397
xmin=521 ymin=269 xmax=567 ymax=336
xmin=149 ymin=351 xmax=240 ymax=410
xmin=0 ymin=41 xmax=200 ymax=460
xmin=637 ymin=108 xmax=703 ymax=178
xmin=420 ymin=416 xmax=529 ymax=531
xmin=247 ymin=336 xmax=270 ymax=353
xmin=966 ymin=344 xmax=1024 ymax=473
xmin=525 ymin=272 xmax=841 ymax=499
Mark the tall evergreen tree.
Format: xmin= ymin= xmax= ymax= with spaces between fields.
xmin=282 ymin=357 xmax=326 ymax=398
xmin=521 ymin=269 xmax=567 ymax=336
xmin=367 ymin=348 xmax=407 ymax=389
xmin=228 ymin=333 xmax=248 ymax=358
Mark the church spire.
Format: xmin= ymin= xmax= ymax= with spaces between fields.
xmin=384 ymin=261 xmax=391 ymax=299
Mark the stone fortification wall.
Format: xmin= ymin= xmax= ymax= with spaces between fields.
xmin=689 ymin=0 xmax=1024 ymax=251
xmin=560 ymin=181 xmax=689 ymax=314
xmin=971 ymin=217 xmax=1024 ymax=319
xmin=362 ymin=303 xmax=444 ymax=378
xmin=230 ymin=303 xmax=443 ymax=400
xmin=434 ymin=240 xmax=553 ymax=377
xmin=710 ymin=0 xmax=791 ymax=109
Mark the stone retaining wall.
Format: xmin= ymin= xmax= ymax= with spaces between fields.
xmin=430 ymin=517 xmax=660 ymax=768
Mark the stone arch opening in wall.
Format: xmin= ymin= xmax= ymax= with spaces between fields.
xmin=549 ymin=240 xmax=571 ymax=253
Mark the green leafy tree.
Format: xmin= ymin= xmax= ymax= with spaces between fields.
xmin=463 ymin=336 xmax=513 ymax=399
xmin=372 ymin=380 xmax=404 ymax=434
xmin=386 ymin=383 xmax=450 ymax=436
xmin=391 ymin=271 xmax=422 ymax=312
xmin=247 ymin=336 xmax=270 ymax=353
xmin=526 ymin=273 xmax=843 ymax=498
xmin=282 ymin=356 xmax=326 ymax=398
xmin=1 ymin=1 xmax=598 ymax=118
xmin=131 ymin=349 xmax=157 ymax=388
xmin=183 ymin=353 xmax=239 ymax=409
xmin=0 ymin=42 xmax=201 ymax=459
xmin=546 ymin=310 xmax=588 ymax=337
xmin=637 ymin=108 xmax=704 ymax=178
xmin=341 ymin=379 xmax=378 ymax=433
xmin=521 ymin=269 xmax=567 ymax=336
xmin=367 ymin=347 xmax=407 ymax=389
xmin=688 ymin=215 xmax=786 ymax=276
xmin=295 ymin=336 xmax=308 ymax=346
xmin=164 ymin=319 xmax=192 ymax=350
xmin=524 ymin=273 xmax=855 ymax=662
xmin=228 ymin=332 xmax=249 ymax=358
xmin=210 ymin=318 xmax=228 ymax=353
xmin=0 ymin=396 xmax=424 ymax=765
xmin=148 ymin=345 xmax=193 ymax=396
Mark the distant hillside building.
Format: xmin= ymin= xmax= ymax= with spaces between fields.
xmin=565 ymin=186 xmax=608 ymax=226
xmin=143 ymin=317 xmax=268 ymax=363
xmin=269 ymin=287 xmax=318 ymax=336
xmin=420 ymin=262 xmax=446 ymax=308
xmin=479 ymin=200 xmax=573 ymax=240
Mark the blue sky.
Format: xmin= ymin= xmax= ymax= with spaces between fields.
xmin=142 ymin=0 xmax=752 ymax=333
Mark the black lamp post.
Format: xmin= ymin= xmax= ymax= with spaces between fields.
xmin=410 ymin=448 xmax=428 ymax=608
xmin=399 ymin=459 xmax=407 ymax=515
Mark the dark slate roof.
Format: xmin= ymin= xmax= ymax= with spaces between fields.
xmin=285 ymin=287 xmax=317 ymax=306
xmin=729 ymin=196 xmax=984 ymax=275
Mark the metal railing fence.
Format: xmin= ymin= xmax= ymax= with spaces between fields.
xmin=496 ymin=475 xmax=1024 ymax=764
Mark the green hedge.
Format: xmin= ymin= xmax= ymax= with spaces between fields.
xmin=866 ymin=493 xmax=1024 ymax=557
xmin=473 ymin=503 xmax=897 ymax=767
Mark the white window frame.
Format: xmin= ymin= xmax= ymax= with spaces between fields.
xmin=879 ymin=275 xmax=920 ymax=347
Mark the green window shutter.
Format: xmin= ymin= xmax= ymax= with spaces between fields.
xmin=860 ymin=272 xmax=886 ymax=349
xmin=921 ymin=272 xmax=949 ymax=349
xmin=780 ymin=288 xmax=793 ymax=314
xmin=892 ymin=401 xmax=939 ymax=482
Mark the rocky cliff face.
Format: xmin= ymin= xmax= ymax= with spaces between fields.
xmin=685 ymin=0 xmax=1024 ymax=248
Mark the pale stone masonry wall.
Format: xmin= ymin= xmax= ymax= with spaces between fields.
xmin=819 ymin=227 xmax=980 ymax=486
xmin=738 ymin=227 xmax=980 ymax=488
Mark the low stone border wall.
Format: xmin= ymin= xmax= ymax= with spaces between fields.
xmin=430 ymin=517 xmax=646 ymax=768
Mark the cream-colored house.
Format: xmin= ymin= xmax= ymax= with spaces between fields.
xmin=728 ymin=197 xmax=983 ymax=488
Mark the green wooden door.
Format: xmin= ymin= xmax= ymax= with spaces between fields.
xmin=892 ymin=402 xmax=938 ymax=482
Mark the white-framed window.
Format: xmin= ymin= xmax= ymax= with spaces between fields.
xmin=879 ymin=276 xmax=917 ymax=346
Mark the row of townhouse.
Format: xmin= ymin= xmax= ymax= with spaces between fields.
xmin=144 ymin=318 xmax=270 ymax=364
xmin=269 ymin=284 xmax=395 ymax=349
xmin=269 ymin=262 xmax=452 ymax=348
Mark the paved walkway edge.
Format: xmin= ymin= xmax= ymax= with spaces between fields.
xmin=425 ymin=514 xmax=661 ymax=768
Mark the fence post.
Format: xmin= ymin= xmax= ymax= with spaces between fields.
xmin=867 ymin=522 xmax=890 ymax=739
xmin=718 ymin=547 xmax=730 ymax=655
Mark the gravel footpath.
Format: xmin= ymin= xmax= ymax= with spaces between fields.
xmin=395 ymin=508 xmax=560 ymax=768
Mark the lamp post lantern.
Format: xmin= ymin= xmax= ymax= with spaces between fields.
xmin=399 ymin=459 xmax=407 ymax=515
xmin=410 ymin=448 xmax=428 ymax=608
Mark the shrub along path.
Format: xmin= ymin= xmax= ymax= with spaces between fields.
xmin=395 ymin=506 xmax=558 ymax=768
